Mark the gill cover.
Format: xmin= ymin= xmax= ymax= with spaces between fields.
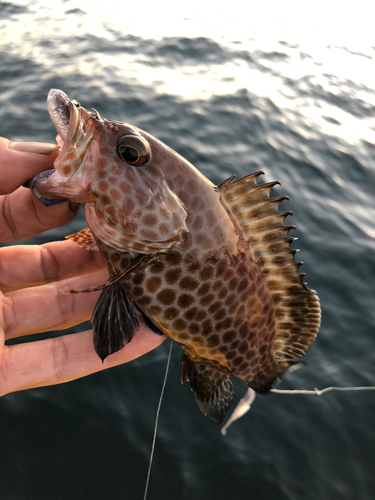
xmin=85 ymin=180 xmax=188 ymax=255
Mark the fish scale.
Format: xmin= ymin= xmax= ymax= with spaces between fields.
xmin=32 ymin=89 xmax=321 ymax=424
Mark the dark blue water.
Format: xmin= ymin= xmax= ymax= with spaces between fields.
xmin=1 ymin=2 xmax=374 ymax=499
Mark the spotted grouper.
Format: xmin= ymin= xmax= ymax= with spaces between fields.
xmin=31 ymin=89 xmax=321 ymax=423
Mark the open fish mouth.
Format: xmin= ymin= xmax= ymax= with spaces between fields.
xmin=47 ymin=88 xmax=95 ymax=179
xmin=29 ymin=89 xmax=96 ymax=206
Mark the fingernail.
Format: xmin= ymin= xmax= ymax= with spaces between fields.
xmin=10 ymin=142 xmax=59 ymax=155
xmin=69 ymin=202 xmax=80 ymax=212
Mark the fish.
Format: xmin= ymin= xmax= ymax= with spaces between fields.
xmin=221 ymin=388 xmax=256 ymax=435
xmin=31 ymin=88 xmax=321 ymax=424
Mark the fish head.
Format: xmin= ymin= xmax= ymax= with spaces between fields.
xmin=33 ymin=89 xmax=189 ymax=254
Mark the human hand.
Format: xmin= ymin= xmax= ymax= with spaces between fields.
xmin=0 ymin=138 xmax=165 ymax=397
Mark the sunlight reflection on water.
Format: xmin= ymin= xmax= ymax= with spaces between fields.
xmin=2 ymin=0 xmax=374 ymax=147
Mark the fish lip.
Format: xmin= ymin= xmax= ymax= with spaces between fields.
xmin=29 ymin=169 xmax=68 ymax=206
xmin=47 ymin=89 xmax=72 ymax=141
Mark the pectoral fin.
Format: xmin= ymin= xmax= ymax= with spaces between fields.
xmin=180 ymin=354 xmax=234 ymax=424
xmin=92 ymin=282 xmax=140 ymax=361
xmin=66 ymin=227 xmax=99 ymax=251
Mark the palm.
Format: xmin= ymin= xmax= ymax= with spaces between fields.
xmin=0 ymin=138 xmax=164 ymax=397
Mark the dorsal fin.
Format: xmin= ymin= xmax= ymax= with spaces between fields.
xmin=218 ymin=172 xmax=321 ymax=361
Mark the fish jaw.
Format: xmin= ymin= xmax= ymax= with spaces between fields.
xmin=32 ymin=167 xmax=96 ymax=203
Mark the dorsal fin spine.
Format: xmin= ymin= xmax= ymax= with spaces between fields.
xmin=229 ymin=182 xmax=281 ymax=205
xmin=216 ymin=175 xmax=236 ymax=192
xmin=217 ymin=172 xmax=264 ymax=196
xmin=235 ymin=197 xmax=290 ymax=219
xmin=249 ymin=225 xmax=296 ymax=243
xmin=252 ymin=236 xmax=296 ymax=255
xmin=244 ymin=212 xmax=292 ymax=233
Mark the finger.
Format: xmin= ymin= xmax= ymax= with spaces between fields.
xmin=0 ymin=240 xmax=106 ymax=292
xmin=0 ymin=186 xmax=79 ymax=242
xmin=0 ymin=138 xmax=60 ymax=194
xmin=0 ymin=319 xmax=166 ymax=397
xmin=3 ymin=270 xmax=109 ymax=339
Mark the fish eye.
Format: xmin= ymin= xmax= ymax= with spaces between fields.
xmin=116 ymin=135 xmax=151 ymax=166
xmin=118 ymin=146 xmax=139 ymax=163
xmin=71 ymin=100 xmax=81 ymax=108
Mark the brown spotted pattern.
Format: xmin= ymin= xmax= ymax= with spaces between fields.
xmin=99 ymin=241 xmax=282 ymax=392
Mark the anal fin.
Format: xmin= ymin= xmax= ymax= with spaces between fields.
xmin=92 ymin=282 xmax=140 ymax=361
xmin=180 ymin=354 xmax=234 ymax=424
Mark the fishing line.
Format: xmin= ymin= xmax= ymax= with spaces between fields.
xmin=143 ymin=340 xmax=173 ymax=500
xmin=270 ymin=386 xmax=375 ymax=395
xmin=221 ymin=385 xmax=375 ymax=435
